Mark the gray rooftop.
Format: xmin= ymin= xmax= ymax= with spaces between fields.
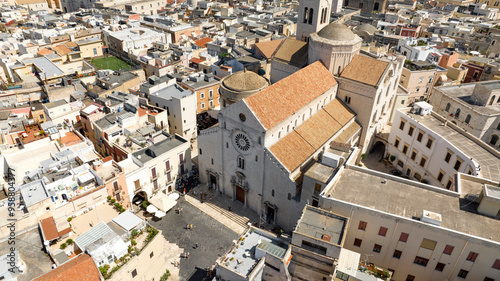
xmin=295 ymin=206 xmax=347 ymax=246
xmin=74 ymin=221 xmax=115 ymax=252
xmin=20 ymin=180 xmax=48 ymax=207
xmin=412 ymin=111 xmax=500 ymax=182
xmin=325 ymin=168 xmax=500 ymax=242
xmin=44 ymin=99 xmax=67 ymax=109
xmin=305 ymin=162 xmax=336 ymax=184
xmin=133 ymin=135 xmax=187 ymax=164
xmin=24 ymin=57 xmax=64 ymax=78
xmin=150 ymin=84 xmax=193 ymax=100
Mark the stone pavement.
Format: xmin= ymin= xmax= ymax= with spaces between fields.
xmin=148 ymin=199 xmax=238 ymax=281
xmin=184 ymin=184 xmax=268 ymax=235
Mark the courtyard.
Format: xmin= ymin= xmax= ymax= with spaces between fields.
xmin=147 ymin=198 xmax=239 ymax=281
xmin=90 ymin=56 xmax=132 ymax=71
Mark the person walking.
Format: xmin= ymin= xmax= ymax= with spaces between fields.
xmin=190 ymin=224 xmax=193 ymax=230
xmin=195 ymin=243 xmax=198 ymax=249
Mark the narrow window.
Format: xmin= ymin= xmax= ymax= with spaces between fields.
xmin=399 ymin=232 xmax=409 ymax=242
xmin=358 ymin=221 xmax=367 ymax=230
xmin=393 ymin=250 xmax=402 ymax=259
xmin=443 ymin=245 xmax=454 ymax=255
xmin=353 ymin=238 xmax=362 ymax=247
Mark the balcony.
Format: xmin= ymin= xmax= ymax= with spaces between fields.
xmin=164 ymin=168 xmax=171 ymax=174
xmin=150 ymin=175 xmax=159 ymax=182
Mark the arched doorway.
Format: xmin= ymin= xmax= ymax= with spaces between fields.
xmin=370 ymin=140 xmax=386 ymax=156
xmin=132 ymin=191 xmax=148 ymax=211
xmin=374 ymin=2 xmax=380 ymax=11
xmin=490 ymin=135 xmax=499 ymax=146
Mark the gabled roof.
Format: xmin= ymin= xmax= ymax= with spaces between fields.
xmin=340 ymin=55 xmax=389 ymax=87
xmin=269 ymin=98 xmax=355 ymax=172
xmin=33 ymin=253 xmax=100 ymax=281
xmin=272 ymin=38 xmax=308 ymax=67
xmin=244 ymin=61 xmax=337 ymax=131
xmin=53 ymin=44 xmax=72 ymax=56
xmin=254 ymin=39 xmax=283 ymax=60
xmin=37 ymin=47 xmax=54 ymax=56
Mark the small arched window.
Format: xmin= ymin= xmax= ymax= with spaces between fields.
xmin=288 ymin=193 xmax=292 ymax=200
xmin=445 ymin=103 xmax=451 ymax=112
xmin=465 ymin=114 xmax=471 ymax=124
xmin=303 ymin=7 xmax=308 ymax=23
xmin=490 ymin=135 xmax=499 ymax=146
xmin=272 ymin=189 xmax=275 ymax=197
xmin=489 ymin=95 xmax=496 ymax=105
xmin=455 ymin=108 xmax=461 ymax=118
xmin=308 ymin=8 xmax=313 ymax=24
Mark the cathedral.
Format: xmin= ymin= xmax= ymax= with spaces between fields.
xmin=197 ymin=0 xmax=405 ymax=231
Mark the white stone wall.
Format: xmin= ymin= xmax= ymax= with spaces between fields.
xmin=387 ymin=110 xmax=477 ymax=188
xmin=320 ymin=194 xmax=500 ymax=281
xmin=269 ymin=60 xmax=301 ymax=84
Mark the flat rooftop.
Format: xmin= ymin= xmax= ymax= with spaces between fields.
xmin=436 ymin=83 xmax=500 ymax=115
xmin=222 ymin=229 xmax=287 ymax=277
xmin=132 ymin=135 xmax=187 ymax=164
xmin=411 ymin=111 xmax=500 ymax=183
xmin=325 ymin=168 xmax=500 ymax=242
xmin=295 ymin=206 xmax=347 ymax=246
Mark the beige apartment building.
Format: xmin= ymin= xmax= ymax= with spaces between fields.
xmin=179 ymin=74 xmax=221 ymax=114
xmin=124 ymin=0 xmax=167 ymax=15
xmin=319 ymin=163 xmax=500 ymax=281
xmin=399 ymin=61 xmax=447 ymax=104
xmin=76 ymin=37 xmax=103 ymax=59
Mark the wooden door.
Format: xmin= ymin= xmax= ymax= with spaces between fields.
xmin=236 ymin=185 xmax=245 ymax=203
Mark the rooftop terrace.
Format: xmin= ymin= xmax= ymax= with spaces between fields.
xmin=325 ymin=168 xmax=500 ymax=242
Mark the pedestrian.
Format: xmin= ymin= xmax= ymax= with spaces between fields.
xmin=181 ymin=207 xmax=183 ymax=213
xmin=183 ymin=188 xmax=186 ymax=195
xmin=190 ymin=224 xmax=193 ymax=230
xmin=187 ymin=252 xmax=190 ymax=259
xmin=195 ymin=243 xmax=198 ymax=249
xmin=186 ymin=224 xmax=190 ymax=230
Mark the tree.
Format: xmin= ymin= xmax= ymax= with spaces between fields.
xmin=66 ymin=239 xmax=73 ymax=245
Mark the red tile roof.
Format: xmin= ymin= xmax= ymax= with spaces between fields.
xmin=244 ymin=61 xmax=337 ymax=130
xmin=194 ymin=37 xmax=213 ymax=48
xmin=190 ymin=57 xmax=205 ymax=64
xmin=253 ymin=39 xmax=283 ymax=59
xmin=37 ymin=48 xmax=54 ymax=56
xmin=33 ymin=253 xmax=100 ymax=281
xmin=270 ymin=98 xmax=355 ymax=172
xmin=40 ymin=217 xmax=59 ymax=241
xmin=340 ymin=55 xmax=389 ymax=87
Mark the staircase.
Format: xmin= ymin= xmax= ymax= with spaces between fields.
xmin=203 ymin=198 xmax=250 ymax=229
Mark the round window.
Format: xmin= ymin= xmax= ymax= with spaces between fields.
xmin=239 ymin=113 xmax=246 ymax=122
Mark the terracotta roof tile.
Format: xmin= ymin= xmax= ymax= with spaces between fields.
xmin=53 ymin=44 xmax=72 ymax=56
xmin=40 ymin=217 xmax=59 ymax=241
xmin=269 ymin=131 xmax=315 ymax=172
xmin=37 ymin=48 xmax=54 ymax=56
xmin=190 ymin=57 xmax=205 ymax=64
xmin=340 ymin=54 xmax=389 ymax=87
xmin=33 ymin=253 xmax=100 ymax=281
xmin=245 ymin=61 xmax=337 ymax=130
xmin=334 ymin=121 xmax=361 ymax=143
xmin=272 ymin=38 xmax=308 ymax=67
xmin=269 ymin=98 xmax=356 ymax=172
xmin=294 ymin=110 xmax=342 ymax=149
xmin=254 ymin=39 xmax=283 ymax=60
xmin=64 ymin=42 xmax=78 ymax=48
xmin=322 ymin=98 xmax=356 ymax=126
xmin=194 ymin=37 xmax=213 ymax=48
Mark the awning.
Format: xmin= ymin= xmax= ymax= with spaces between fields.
xmin=168 ymin=193 xmax=180 ymax=201
xmin=146 ymin=204 xmax=158 ymax=213
xmin=154 ymin=211 xmax=166 ymax=218
xmin=149 ymin=196 xmax=177 ymax=213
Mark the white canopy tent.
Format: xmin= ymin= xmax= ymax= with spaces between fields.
xmin=146 ymin=204 xmax=158 ymax=214
xmin=149 ymin=196 xmax=177 ymax=213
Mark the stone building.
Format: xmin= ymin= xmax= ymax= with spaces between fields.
xmin=219 ymin=70 xmax=270 ymax=108
xmin=342 ymin=0 xmax=387 ymax=14
xmin=197 ymin=62 xmax=360 ymax=231
xmin=429 ymin=81 xmax=500 ymax=151
xmin=296 ymin=0 xmax=333 ymax=42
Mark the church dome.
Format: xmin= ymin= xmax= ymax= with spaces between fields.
xmin=355 ymin=24 xmax=378 ymax=34
xmin=220 ymin=69 xmax=270 ymax=107
xmin=222 ymin=70 xmax=269 ymax=92
xmin=317 ymin=23 xmax=357 ymax=41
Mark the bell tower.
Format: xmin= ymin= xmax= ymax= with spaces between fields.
xmin=296 ymin=0 xmax=333 ymax=42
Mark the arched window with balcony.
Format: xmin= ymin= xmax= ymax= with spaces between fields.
xmin=489 ymin=95 xmax=496 ymax=105
xmin=445 ymin=103 xmax=451 ymax=112
xmin=455 ymin=108 xmax=460 ymax=118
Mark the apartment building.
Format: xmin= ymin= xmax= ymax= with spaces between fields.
xmin=386 ymin=104 xmax=500 ymax=190
xmin=124 ymin=0 xmax=167 ymax=15
xmin=429 ymin=80 xmax=500 ymax=150
xmin=399 ymin=61 xmax=447 ymax=104
xmin=179 ymin=74 xmax=221 ymax=114
xmin=319 ymin=165 xmax=500 ymax=281
xmin=148 ymin=84 xmax=197 ymax=140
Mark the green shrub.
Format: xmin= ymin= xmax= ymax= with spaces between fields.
xmin=107 ymin=196 xmax=112 ymax=201
xmin=131 ymin=229 xmax=139 ymax=238
xmin=390 ymin=155 xmax=396 ymax=162
xmin=160 ymin=269 xmax=171 ymax=281
xmin=60 ymin=243 xmax=67 ymax=249
xmin=114 ymin=203 xmax=121 ymax=209
xmin=66 ymin=239 xmax=73 ymax=245
xmin=99 ymin=265 xmax=110 ymax=276
xmin=110 ymin=199 xmax=116 ymax=204
xmin=131 ymin=239 xmax=137 ymax=246
xmin=361 ymin=153 xmax=367 ymax=160
xmin=141 ymin=201 xmax=149 ymax=209
xmin=67 ymin=217 xmax=72 ymax=222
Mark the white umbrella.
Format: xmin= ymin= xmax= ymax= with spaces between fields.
xmin=154 ymin=211 xmax=166 ymax=218
xmin=147 ymin=204 xmax=158 ymax=213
